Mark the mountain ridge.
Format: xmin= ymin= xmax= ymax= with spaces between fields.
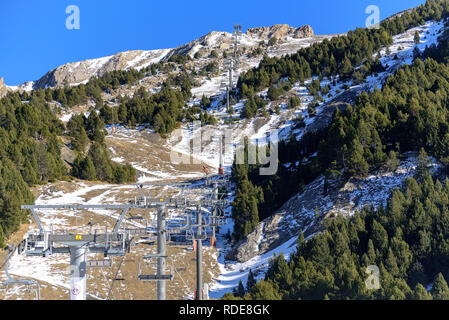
xmin=5 ymin=23 xmax=315 ymax=91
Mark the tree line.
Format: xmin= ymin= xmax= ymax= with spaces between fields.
xmin=0 ymin=90 xmax=67 ymax=246
xmin=236 ymin=0 xmax=449 ymax=119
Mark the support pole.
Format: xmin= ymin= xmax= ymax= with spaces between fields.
xmin=229 ymin=61 xmax=233 ymax=90
xmin=211 ymin=182 xmax=218 ymax=247
xmin=219 ymin=135 xmax=224 ymax=175
xmin=69 ymin=246 xmax=87 ymax=300
xmin=226 ymin=86 xmax=230 ymax=113
xmin=157 ymin=205 xmax=167 ymax=300
xmin=196 ymin=205 xmax=203 ymax=300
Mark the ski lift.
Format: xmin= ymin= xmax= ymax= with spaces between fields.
xmin=186 ymin=225 xmax=207 ymax=241
xmin=125 ymin=214 xmax=149 ymax=236
xmin=167 ymin=233 xmax=190 ymax=247
xmin=214 ymin=207 xmax=227 ymax=227
xmin=86 ymin=259 xmax=113 ymax=268
xmin=74 ymin=208 xmax=84 ymax=232
xmin=1 ymin=245 xmax=40 ymax=300
xmin=137 ymin=254 xmax=175 ymax=281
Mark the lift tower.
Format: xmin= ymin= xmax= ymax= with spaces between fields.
xmin=222 ymin=24 xmax=242 ymax=113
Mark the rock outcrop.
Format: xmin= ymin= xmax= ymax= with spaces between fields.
xmin=0 ymin=78 xmax=8 ymax=98
xmin=33 ymin=49 xmax=171 ymax=89
xmin=29 ymin=24 xmax=315 ymax=90
xmin=246 ymin=24 xmax=314 ymax=40
xmin=228 ymin=156 xmax=434 ymax=262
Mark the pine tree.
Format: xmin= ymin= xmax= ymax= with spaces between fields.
xmin=339 ymin=56 xmax=353 ymax=79
xmin=389 ymin=286 xmax=406 ymax=300
xmin=416 ymin=148 xmax=429 ymax=180
xmin=118 ymin=103 xmax=128 ymax=123
xmin=233 ymin=280 xmax=246 ymax=298
xmin=346 ymin=138 xmax=369 ymax=177
xmin=246 ymin=269 xmax=257 ymax=292
xmin=385 ymin=150 xmax=399 ymax=172
xmin=88 ymin=142 xmax=113 ymax=181
xmin=71 ymin=154 xmax=84 ymax=178
xmin=79 ymin=156 xmax=96 ymax=180
xmin=371 ymin=220 xmax=388 ymax=251
xmin=248 ymin=280 xmax=281 ymax=300
xmin=222 ymin=292 xmax=242 ymax=300
xmin=86 ymin=110 xmax=106 ymax=143
xmin=414 ymin=31 xmax=420 ymax=44
xmin=413 ymin=283 xmax=432 ymax=300
xmin=0 ymin=225 xmax=5 ymax=248
xmin=431 ymin=273 xmax=449 ymax=300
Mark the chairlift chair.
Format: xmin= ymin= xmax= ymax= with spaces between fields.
xmin=167 ymin=233 xmax=190 ymax=247
xmin=1 ymin=245 xmax=40 ymax=300
xmin=186 ymin=225 xmax=207 ymax=241
xmin=137 ymin=254 xmax=175 ymax=281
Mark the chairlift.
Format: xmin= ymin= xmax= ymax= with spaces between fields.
xmin=1 ymin=245 xmax=40 ymax=300
xmin=186 ymin=225 xmax=207 ymax=241
xmin=74 ymin=208 xmax=84 ymax=230
xmin=214 ymin=207 xmax=227 ymax=227
xmin=126 ymin=213 xmax=149 ymax=236
xmin=137 ymin=254 xmax=175 ymax=281
xmin=86 ymin=259 xmax=112 ymax=268
xmin=167 ymin=233 xmax=190 ymax=247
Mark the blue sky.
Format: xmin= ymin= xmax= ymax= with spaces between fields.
xmin=0 ymin=0 xmax=426 ymax=86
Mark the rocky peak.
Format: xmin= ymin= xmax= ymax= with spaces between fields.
xmin=33 ymin=49 xmax=171 ymax=89
xmin=22 ymin=23 xmax=316 ymax=90
xmin=246 ymin=24 xmax=314 ymax=40
xmin=0 ymin=78 xmax=8 ymax=98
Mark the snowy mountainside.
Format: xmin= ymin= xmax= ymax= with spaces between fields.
xmin=1 ymin=17 xmax=448 ymax=300
xmin=7 ymin=23 xmax=319 ymax=91
xmin=205 ymin=19 xmax=448 ymax=295
xmin=230 ymin=155 xmax=441 ymax=263
xmin=33 ymin=49 xmax=172 ymax=89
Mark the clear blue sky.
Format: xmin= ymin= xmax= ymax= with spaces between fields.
xmin=0 ymin=0 xmax=426 ymax=86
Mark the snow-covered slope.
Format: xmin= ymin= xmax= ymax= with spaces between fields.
xmin=32 ymin=49 xmax=172 ymax=89
xmin=5 ymin=23 xmax=319 ymax=91
xmin=209 ymin=18 xmax=448 ymax=295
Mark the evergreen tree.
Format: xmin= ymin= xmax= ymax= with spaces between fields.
xmin=246 ymin=269 xmax=257 ymax=292
xmin=339 ymin=56 xmax=353 ymax=80
xmin=233 ymin=280 xmax=246 ymax=298
xmin=346 ymin=138 xmax=369 ymax=177
xmin=431 ymin=273 xmax=449 ymax=300
xmin=385 ymin=150 xmax=399 ymax=172
xmin=414 ymin=31 xmax=421 ymax=44
xmin=413 ymin=283 xmax=432 ymax=300
xmin=88 ymin=142 xmax=113 ymax=181
xmin=248 ymin=280 xmax=282 ymax=300
xmin=416 ymin=148 xmax=430 ymax=180
xmin=79 ymin=156 xmax=97 ymax=180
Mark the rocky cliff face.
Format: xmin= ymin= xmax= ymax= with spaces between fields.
xmin=0 ymin=78 xmax=8 ymax=98
xmin=246 ymin=24 xmax=314 ymax=40
xmin=33 ymin=49 xmax=171 ymax=89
